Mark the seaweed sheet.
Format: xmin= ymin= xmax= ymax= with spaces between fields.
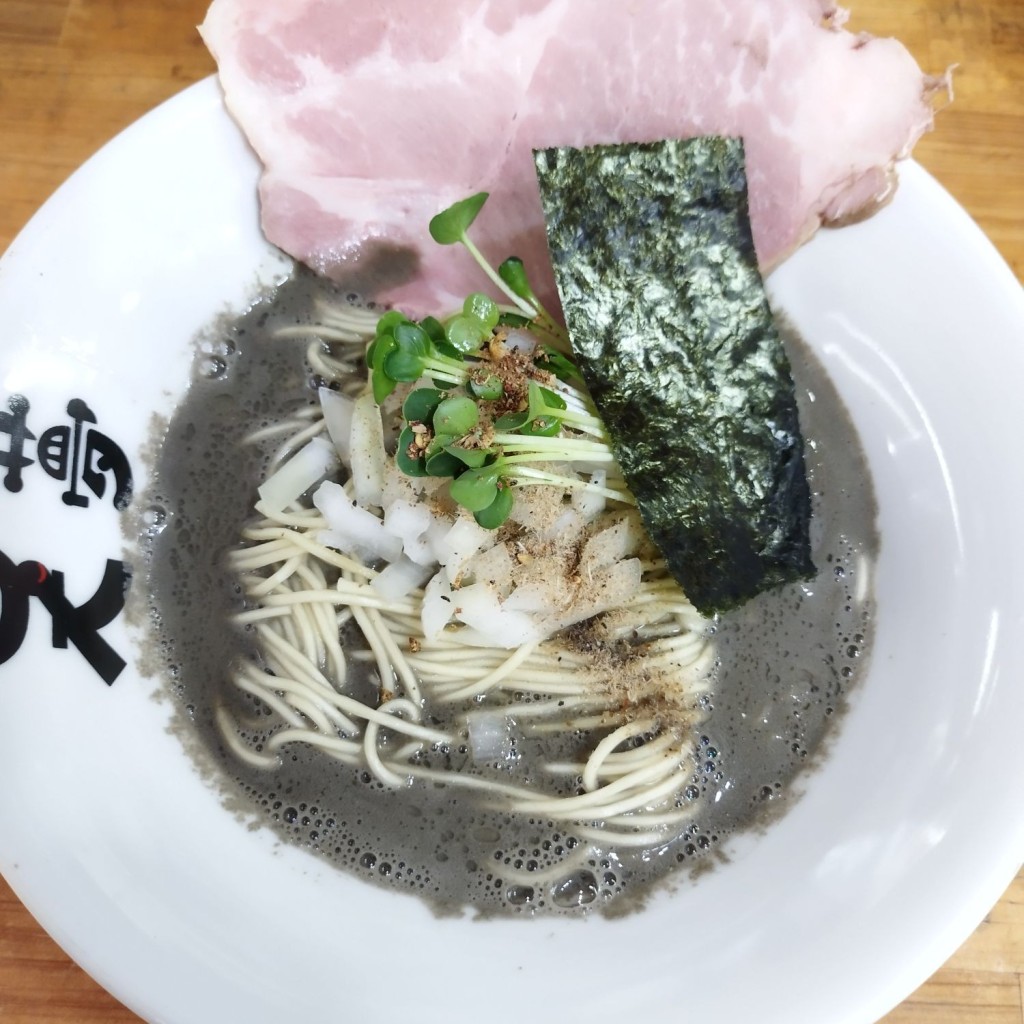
xmin=534 ymin=137 xmax=814 ymax=615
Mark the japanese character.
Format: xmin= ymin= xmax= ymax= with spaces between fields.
xmin=0 ymin=394 xmax=35 ymax=494
xmin=0 ymin=548 xmax=131 ymax=685
xmin=38 ymin=399 xmax=133 ymax=510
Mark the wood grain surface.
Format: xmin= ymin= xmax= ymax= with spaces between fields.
xmin=1 ymin=1 xmax=1021 ymax=1021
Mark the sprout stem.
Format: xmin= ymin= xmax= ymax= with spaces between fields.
xmin=510 ymin=466 xmax=636 ymax=504
xmin=502 ymin=451 xmax=618 ymax=466
xmin=491 ymin=433 xmax=613 ymax=456
xmin=421 ymin=358 xmax=467 ymax=385
xmin=461 ymin=235 xmax=538 ymax=319
xmin=549 ymin=407 xmax=608 ymax=437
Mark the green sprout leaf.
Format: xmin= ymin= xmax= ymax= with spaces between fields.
xmin=534 ymin=344 xmax=583 ymax=383
xmin=403 ymin=387 xmax=446 ymax=424
xmin=497 ymin=311 xmax=532 ymax=329
xmin=376 ymin=310 xmax=410 ymax=335
xmin=497 ymin=256 xmax=534 ymax=302
xmin=384 ymin=347 xmax=425 ymax=382
xmin=423 ymin=431 xmax=463 ymax=477
xmin=467 ymin=372 xmax=504 ymax=401
xmin=371 ymin=334 xmax=398 ymax=404
xmin=425 ymin=449 xmax=464 ymax=478
xmin=396 ymin=426 xmax=428 ymax=477
xmin=434 ymin=339 xmax=465 ymax=362
xmin=418 ymin=316 xmax=447 ymax=344
xmin=445 ymin=445 xmax=491 ymax=469
xmin=449 ymin=466 xmax=501 ymax=513
xmin=372 ymin=375 xmax=397 ymax=405
xmin=473 ymin=482 xmax=514 ymax=529
xmin=394 ymin=321 xmax=430 ymax=356
xmin=429 ymin=193 xmax=489 ymax=246
xmin=494 ymin=408 xmax=530 ymax=432
xmin=463 ymin=292 xmax=500 ymax=332
xmin=494 ymin=381 xmax=568 ymax=434
xmin=425 ymin=432 xmax=457 ymax=458
xmin=383 ymin=321 xmax=432 ymax=381
xmin=520 ymin=383 xmax=566 ymax=435
xmin=433 ymin=396 xmax=479 ymax=436
xmin=445 ymin=314 xmax=488 ymax=353
xmin=533 ymin=382 xmax=567 ymax=412
xmin=520 ymin=415 xmax=561 ymax=437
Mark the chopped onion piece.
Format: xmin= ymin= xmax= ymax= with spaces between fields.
xmin=371 ymin=556 xmax=433 ymax=601
xmin=502 ymin=580 xmax=553 ymax=615
xmin=467 ymin=710 xmax=513 ymax=763
xmin=503 ymin=328 xmax=537 ymax=354
xmin=383 ymin=500 xmax=435 ymax=565
xmin=421 ymin=571 xmax=455 ymax=638
xmin=435 ymin=518 xmax=493 ymax=583
xmin=579 ymin=513 xmax=644 ymax=578
xmin=349 ymin=392 xmax=386 ymax=509
xmin=313 ymin=480 xmax=402 ymax=564
xmin=416 ymin=518 xmax=453 ymax=567
xmin=318 ymin=386 xmax=355 ymax=465
xmin=536 ymin=507 xmax=582 ymax=544
xmin=461 ymin=544 xmax=515 ymax=597
xmin=572 ymin=468 xmax=607 ymax=522
xmin=547 ymin=558 xmax=643 ymax=632
xmin=257 ymin=436 xmax=338 ymax=515
xmin=450 ymin=582 xmax=545 ymax=648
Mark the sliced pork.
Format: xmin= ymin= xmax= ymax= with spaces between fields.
xmin=200 ymin=0 xmax=946 ymax=316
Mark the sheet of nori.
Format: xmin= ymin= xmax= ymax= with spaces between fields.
xmin=533 ymin=137 xmax=814 ymax=616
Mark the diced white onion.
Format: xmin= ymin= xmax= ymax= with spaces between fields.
xmin=313 ymin=480 xmax=402 ymax=564
xmin=461 ymin=543 xmax=515 ymax=596
xmin=421 ymin=571 xmax=455 ymax=638
xmin=467 ymin=710 xmax=512 ymax=763
xmin=418 ymin=518 xmax=454 ymax=567
xmin=503 ymin=328 xmax=538 ymax=354
xmin=318 ymin=387 xmax=355 ymax=465
xmin=349 ymin=392 xmax=386 ymax=509
xmin=257 ymin=436 xmax=338 ymax=515
xmin=502 ymin=580 xmax=554 ymax=615
xmin=450 ymin=582 xmax=544 ymax=648
xmin=549 ymin=558 xmax=643 ymax=632
xmin=579 ymin=513 xmax=643 ymax=578
xmin=536 ymin=508 xmax=581 ymax=544
xmin=435 ymin=518 xmax=493 ymax=582
xmin=572 ymin=468 xmax=607 ymax=522
xmin=382 ymin=500 xmax=435 ymax=565
xmin=371 ymin=556 xmax=433 ymax=601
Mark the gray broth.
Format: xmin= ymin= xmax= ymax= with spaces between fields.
xmin=135 ymin=267 xmax=877 ymax=917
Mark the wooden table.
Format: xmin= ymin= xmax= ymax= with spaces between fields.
xmin=0 ymin=1 xmax=1021 ymax=1021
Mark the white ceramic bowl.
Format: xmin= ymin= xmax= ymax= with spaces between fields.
xmin=1 ymin=78 xmax=1022 ymax=1024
